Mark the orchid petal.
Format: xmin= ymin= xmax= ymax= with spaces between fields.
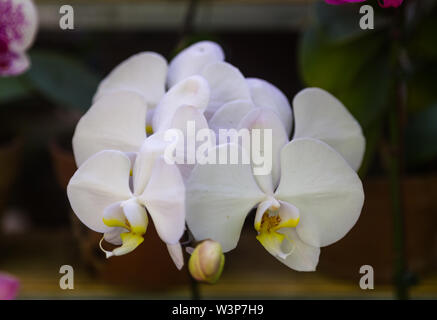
xmin=122 ymin=198 xmax=148 ymax=235
xmin=72 ymin=91 xmax=147 ymax=167
xmin=103 ymin=227 xmax=125 ymax=246
xmin=102 ymin=202 xmax=129 ymax=230
xmin=164 ymin=104 xmax=211 ymax=180
xmin=275 ymin=228 xmax=320 ymax=272
xmin=94 ymin=52 xmax=167 ymax=108
xmin=139 ymin=157 xmax=185 ymax=245
xmin=132 ymin=132 xmax=172 ymax=196
xmin=209 ymin=100 xmax=254 ymax=134
xmin=246 ymin=78 xmax=293 ymax=135
xmin=152 ymin=75 xmax=210 ymax=132
xmin=238 ymin=108 xmax=289 ymax=193
xmin=186 ymin=143 xmax=266 ymax=252
xmin=167 ymin=41 xmax=225 ymax=88
xmin=275 ymin=138 xmax=364 ymax=247
xmin=167 ymin=243 xmax=184 ymax=270
xmin=293 ymin=88 xmax=365 ymax=171
xmin=67 ymin=150 xmax=132 ymax=233
xmin=200 ymin=62 xmax=251 ymax=120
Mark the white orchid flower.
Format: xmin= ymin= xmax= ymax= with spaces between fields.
xmin=211 ymin=87 xmax=365 ymax=171
xmin=0 ymin=0 xmax=38 ymax=76
xmin=67 ymin=134 xmax=186 ymax=269
xmin=186 ymin=137 xmax=364 ymax=271
xmin=209 ymin=78 xmax=293 ymax=135
xmin=167 ymin=41 xmax=293 ymax=135
xmin=93 ymin=52 xmax=167 ymax=110
xmin=72 ymin=74 xmax=210 ymax=167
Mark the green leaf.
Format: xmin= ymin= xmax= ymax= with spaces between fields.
xmin=335 ymin=53 xmax=392 ymax=129
xmin=408 ymin=3 xmax=437 ymax=60
xmin=405 ymin=103 xmax=437 ymax=166
xmin=0 ymin=76 xmax=32 ymax=103
xmin=298 ymin=25 xmax=385 ymax=93
xmin=25 ymin=50 xmax=100 ymax=112
xmin=314 ymin=1 xmax=389 ymax=44
xmin=407 ymin=64 xmax=437 ymax=113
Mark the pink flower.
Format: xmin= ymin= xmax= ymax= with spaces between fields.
xmin=0 ymin=273 xmax=19 ymax=300
xmin=325 ymin=0 xmax=403 ymax=7
xmin=0 ymin=0 xmax=38 ymax=76
xmin=325 ymin=0 xmax=366 ymax=4
xmin=378 ymin=0 xmax=403 ymax=8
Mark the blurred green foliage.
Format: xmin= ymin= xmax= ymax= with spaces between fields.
xmin=0 ymin=50 xmax=100 ymax=113
xmin=298 ymin=0 xmax=437 ymax=172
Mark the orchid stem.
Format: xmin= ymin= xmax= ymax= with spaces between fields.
xmin=389 ymin=5 xmax=409 ymax=300
xmin=189 ymin=270 xmax=201 ymax=300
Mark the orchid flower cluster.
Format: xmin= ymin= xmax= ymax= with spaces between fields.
xmin=67 ymin=40 xmax=365 ymax=279
xmin=0 ymin=0 xmax=37 ymax=76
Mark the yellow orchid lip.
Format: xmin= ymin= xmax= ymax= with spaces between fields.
xmin=101 ymin=212 xmax=148 ymax=258
xmin=254 ymin=207 xmax=300 ymax=259
xmin=254 ymin=209 xmax=300 ymax=233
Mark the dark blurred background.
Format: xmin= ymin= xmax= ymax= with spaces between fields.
xmin=0 ymin=0 xmax=436 ymax=299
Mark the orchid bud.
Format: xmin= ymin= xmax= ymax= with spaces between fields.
xmin=188 ymin=240 xmax=225 ymax=284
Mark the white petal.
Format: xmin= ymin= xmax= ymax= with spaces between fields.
xmin=138 ymin=157 xmax=186 ymax=245
xmin=293 ymin=88 xmax=365 ymax=171
xmin=186 ymin=143 xmax=266 ymax=252
xmin=67 ymin=151 xmax=132 ymax=233
xmin=165 ymin=104 xmax=209 ymax=133
xmin=103 ymin=202 xmax=127 ymax=228
xmin=238 ymin=108 xmax=289 ymax=193
xmin=246 ymin=78 xmax=293 ymax=135
xmin=72 ymin=91 xmax=147 ymax=167
xmin=132 ymin=132 xmax=171 ymax=196
xmin=152 ymin=75 xmax=210 ymax=132
xmin=94 ymin=52 xmax=167 ymax=108
xmin=275 ymin=138 xmax=364 ymax=247
xmin=167 ymin=243 xmax=184 ymax=270
xmin=121 ymin=198 xmax=148 ymax=234
xmin=275 ymin=228 xmax=320 ymax=272
xmin=103 ymin=227 xmax=126 ymax=246
xmin=167 ymin=41 xmax=225 ymax=88
xmin=165 ymin=104 xmax=211 ymax=179
xmin=201 ymin=62 xmax=251 ymax=120
xmin=8 ymin=0 xmax=38 ymax=52
xmin=209 ymin=100 xmax=254 ymax=134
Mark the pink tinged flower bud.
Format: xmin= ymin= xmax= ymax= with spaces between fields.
xmin=378 ymin=0 xmax=403 ymax=8
xmin=188 ymin=240 xmax=225 ymax=284
xmin=0 ymin=273 xmax=19 ymax=300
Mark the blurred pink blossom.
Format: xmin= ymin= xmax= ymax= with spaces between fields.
xmin=0 ymin=273 xmax=19 ymax=300
xmin=0 ymin=0 xmax=38 ymax=76
xmin=325 ymin=0 xmax=403 ymax=7
xmin=325 ymin=0 xmax=366 ymax=4
xmin=378 ymin=0 xmax=403 ymax=8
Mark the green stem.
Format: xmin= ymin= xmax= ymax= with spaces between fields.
xmin=388 ymin=92 xmax=408 ymax=300
xmin=189 ymin=269 xmax=201 ymax=300
xmin=389 ymin=5 xmax=409 ymax=300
